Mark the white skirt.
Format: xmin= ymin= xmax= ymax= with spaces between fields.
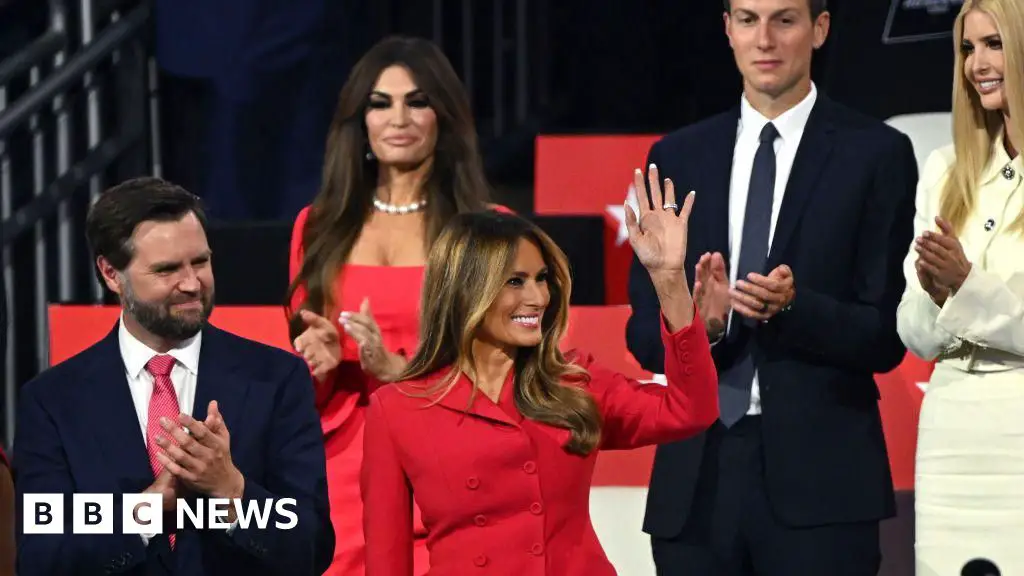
xmin=915 ymin=364 xmax=1024 ymax=576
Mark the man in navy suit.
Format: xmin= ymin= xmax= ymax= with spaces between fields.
xmin=626 ymin=0 xmax=917 ymax=574
xmin=13 ymin=177 xmax=334 ymax=575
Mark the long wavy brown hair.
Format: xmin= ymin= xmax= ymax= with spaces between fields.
xmin=397 ymin=212 xmax=604 ymax=455
xmin=286 ymin=36 xmax=491 ymax=321
xmin=942 ymin=0 xmax=1024 ymax=235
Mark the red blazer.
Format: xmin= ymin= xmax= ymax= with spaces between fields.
xmin=361 ymin=313 xmax=718 ymax=575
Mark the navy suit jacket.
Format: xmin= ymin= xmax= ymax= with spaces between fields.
xmin=13 ymin=323 xmax=334 ymax=575
xmin=627 ymin=94 xmax=918 ymax=536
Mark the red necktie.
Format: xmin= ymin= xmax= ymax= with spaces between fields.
xmin=145 ymin=354 xmax=180 ymax=548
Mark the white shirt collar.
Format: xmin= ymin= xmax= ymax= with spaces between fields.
xmin=738 ymin=82 xmax=818 ymax=144
xmin=118 ymin=313 xmax=202 ymax=379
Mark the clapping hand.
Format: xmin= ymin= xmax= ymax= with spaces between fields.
xmin=340 ymin=298 xmax=403 ymax=382
xmin=730 ymin=265 xmax=795 ymax=322
xmin=293 ymin=309 xmax=342 ymax=381
xmin=914 ymin=216 xmax=972 ymax=304
xmin=694 ymin=252 xmax=731 ymax=339
xmin=155 ymin=401 xmax=245 ymax=508
xmin=139 ymin=468 xmax=178 ymax=520
xmin=624 ymin=164 xmax=695 ymax=274
xmin=915 ymin=260 xmax=947 ymax=307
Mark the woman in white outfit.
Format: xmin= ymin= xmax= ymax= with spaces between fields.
xmin=896 ymin=1 xmax=1024 ymax=574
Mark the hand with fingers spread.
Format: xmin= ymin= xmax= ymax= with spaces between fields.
xmin=694 ymin=252 xmax=731 ymax=339
xmin=154 ymin=400 xmax=245 ymax=515
xmin=624 ymin=164 xmax=696 ymax=274
xmin=730 ymin=264 xmax=795 ymax=322
xmin=624 ymin=163 xmax=697 ymax=331
xmin=293 ymin=309 xmax=342 ymax=381
xmin=340 ymin=298 xmax=406 ymax=382
xmin=914 ymin=216 xmax=972 ymax=300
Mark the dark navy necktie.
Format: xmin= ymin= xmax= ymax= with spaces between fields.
xmin=719 ymin=121 xmax=778 ymax=427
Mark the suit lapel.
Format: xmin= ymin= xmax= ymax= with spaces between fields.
xmin=434 ymin=370 xmax=520 ymax=428
xmin=192 ymin=326 xmax=249 ymax=438
xmin=81 ymin=323 xmax=251 ymax=491
xmin=767 ymin=97 xmax=835 ymax=269
xmin=699 ymin=107 xmax=740 ymax=259
xmin=82 ymin=325 xmax=154 ymax=491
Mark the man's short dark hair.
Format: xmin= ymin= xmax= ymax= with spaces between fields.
xmin=85 ymin=177 xmax=208 ymax=275
xmin=723 ymin=0 xmax=828 ymax=19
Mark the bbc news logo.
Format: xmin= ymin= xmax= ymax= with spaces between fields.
xmin=23 ymin=494 xmax=298 ymax=534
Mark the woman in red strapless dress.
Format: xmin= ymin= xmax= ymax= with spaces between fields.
xmin=286 ymin=36 xmax=503 ymax=576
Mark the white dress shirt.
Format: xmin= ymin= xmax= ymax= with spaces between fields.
xmin=119 ymin=317 xmax=201 ymax=440
xmin=118 ymin=316 xmax=205 ymax=545
xmin=726 ymin=83 xmax=818 ymax=415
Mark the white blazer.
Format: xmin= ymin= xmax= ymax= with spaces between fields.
xmin=896 ymin=134 xmax=1024 ymax=372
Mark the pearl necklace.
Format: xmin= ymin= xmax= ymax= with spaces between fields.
xmin=373 ymin=197 xmax=427 ymax=214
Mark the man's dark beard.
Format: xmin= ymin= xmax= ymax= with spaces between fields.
xmin=123 ymin=283 xmax=214 ymax=342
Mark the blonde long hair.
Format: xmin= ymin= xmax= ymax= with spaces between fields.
xmin=396 ymin=211 xmax=603 ymax=455
xmin=943 ymin=0 xmax=1024 ymax=235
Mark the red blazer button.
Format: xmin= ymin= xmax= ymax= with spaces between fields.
xmin=530 ymin=543 xmax=544 ymax=556
xmin=530 ymin=502 xmax=543 ymax=515
xmin=474 ymin=514 xmax=487 ymax=526
xmin=466 ymin=476 xmax=480 ymax=489
xmin=522 ymin=461 xmax=537 ymax=474
xmin=474 ymin=555 xmax=488 ymax=567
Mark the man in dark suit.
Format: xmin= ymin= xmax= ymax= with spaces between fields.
xmin=625 ymin=0 xmax=917 ymax=574
xmin=13 ymin=178 xmax=334 ymax=575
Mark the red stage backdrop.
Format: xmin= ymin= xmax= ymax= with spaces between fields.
xmin=535 ymin=135 xmax=661 ymax=306
xmin=48 ymin=305 xmax=930 ymax=490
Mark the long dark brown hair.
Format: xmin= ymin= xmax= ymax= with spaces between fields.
xmin=398 ymin=212 xmax=604 ymax=456
xmin=286 ymin=36 xmax=491 ymax=320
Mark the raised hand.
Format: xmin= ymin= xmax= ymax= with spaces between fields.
xmin=341 ymin=298 xmax=404 ymax=382
xmin=625 ymin=164 xmax=697 ymax=331
xmin=293 ymin=309 xmax=342 ymax=381
xmin=914 ymin=216 xmax=972 ymax=294
xmin=694 ymin=252 xmax=731 ymax=339
xmin=624 ymin=164 xmax=696 ymax=274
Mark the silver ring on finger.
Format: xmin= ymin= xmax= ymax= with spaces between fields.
xmin=663 ymin=203 xmax=679 ymax=211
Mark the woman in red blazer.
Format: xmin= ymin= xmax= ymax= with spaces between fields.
xmin=362 ymin=169 xmax=718 ymax=575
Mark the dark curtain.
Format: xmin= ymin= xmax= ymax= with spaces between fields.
xmin=542 ymin=0 xmax=955 ymax=133
xmin=820 ymin=0 xmax=956 ymax=120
